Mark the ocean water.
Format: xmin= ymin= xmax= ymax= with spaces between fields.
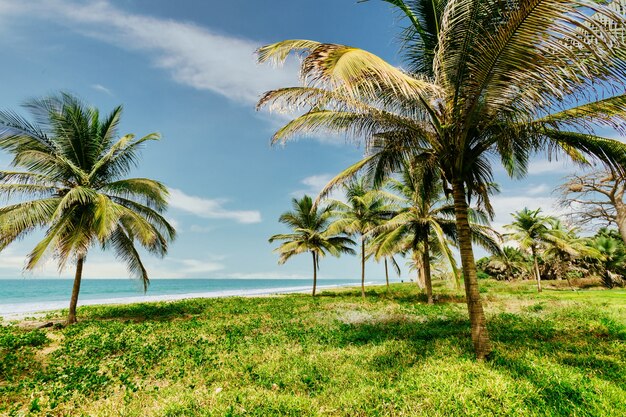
xmin=0 ymin=278 xmax=369 ymax=316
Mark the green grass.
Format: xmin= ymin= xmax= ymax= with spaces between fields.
xmin=1 ymin=281 xmax=625 ymax=416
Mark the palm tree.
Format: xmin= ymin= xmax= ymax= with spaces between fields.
xmin=269 ymin=195 xmax=355 ymax=296
xmin=256 ymin=1 xmax=626 ymax=358
xmin=367 ymin=234 xmax=401 ymax=290
xmin=372 ymin=163 xmax=500 ymax=303
xmin=0 ymin=93 xmax=175 ymax=324
xmin=541 ymin=219 xmax=594 ymax=284
xmin=505 ymin=209 xmax=582 ymax=293
xmin=586 ymin=230 xmax=626 ymax=288
xmin=477 ymin=246 xmax=531 ymax=281
xmin=329 ymin=178 xmax=393 ymax=298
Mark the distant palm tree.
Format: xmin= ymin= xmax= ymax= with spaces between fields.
xmin=269 ymin=195 xmax=355 ymax=296
xmin=586 ymin=231 xmax=626 ymax=288
xmin=505 ymin=208 xmax=580 ymax=292
xmin=0 ymin=93 xmax=175 ymax=324
xmin=329 ymin=178 xmax=393 ymax=298
xmin=258 ymin=1 xmax=626 ymax=359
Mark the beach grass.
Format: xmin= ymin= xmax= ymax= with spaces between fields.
xmin=1 ymin=280 xmax=625 ymax=416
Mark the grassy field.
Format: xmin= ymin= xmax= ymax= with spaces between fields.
xmin=1 ymin=280 xmax=625 ymax=417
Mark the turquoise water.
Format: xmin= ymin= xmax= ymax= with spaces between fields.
xmin=0 ymin=278 xmax=369 ymax=316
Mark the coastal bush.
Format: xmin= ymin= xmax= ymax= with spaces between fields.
xmin=1 ymin=282 xmax=625 ymax=416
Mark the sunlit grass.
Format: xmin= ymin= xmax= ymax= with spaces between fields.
xmin=1 ymin=281 xmax=625 ymax=416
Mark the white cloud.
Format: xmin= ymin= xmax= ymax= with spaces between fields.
xmin=526 ymin=158 xmax=575 ymax=175
xmin=91 ymin=83 xmax=113 ymax=96
xmin=292 ymin=174 xmax=333 ymax=197
xmin=0 ymin=0 xmax=298 ymax=105
xmin=489 ymin=195 xmax=565 ymax=234
xmin=169 ymin=188 xmax=261 ymax=224
xmin=291 ymin=174 xmax=346 ymax=202
xmin=525 ymin=183 xmax=551 ymax=196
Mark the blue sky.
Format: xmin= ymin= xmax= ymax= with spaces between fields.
xmin=0 ymin=0 xmax=600 ymax=281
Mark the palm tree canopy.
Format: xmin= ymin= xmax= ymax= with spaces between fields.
xmin=269 ymin=195 xmax=355 ymax=264
xmin=371 ymin=164 xmax=501 ymax=275
xmin=505 ymin=208 xmax=583 ymax=257
xmin=328 ymin=177 xmax=396 ymax=239
xmin=257 ymin=0 xmax=626 ymax=205
xmin=0 ymin=93 xmax=175 ymax=290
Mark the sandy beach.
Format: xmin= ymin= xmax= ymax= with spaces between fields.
xmin=0 ymin=282 xmax=378 ymax=322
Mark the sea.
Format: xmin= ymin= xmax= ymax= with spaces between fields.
xmin=0 ymin=278 xmax=372 ymax=317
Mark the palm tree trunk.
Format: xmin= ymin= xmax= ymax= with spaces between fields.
xmin=361 ymin=236 xmax=366 ymax=299
xmin=414 ymin=250 xmax=425 ymax=289
xmin=532 ymin=247 xmax=542 ymax=293
xmin=68 ymin=256 xmax=85 ymax=325
xmin=452 ymin=180 xmax=491 ymax=360
xmin=312 ymin=251 xmax=317 ymax=297
xmin=384 ymin=258 xmax=389 ymax=290
xmin=423 ymin=240 xmax=433 ymax=305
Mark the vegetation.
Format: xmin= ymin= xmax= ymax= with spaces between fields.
xmin=257 ymin=0 xmax=626 ymax=359
xmin=329 ymin=178 xmax=394 ymax=298
xmin=479 ymin=210 xmax=626 ymax=289
xmin=370 ymin=163 xmax=500 ymax=303
xmin=2 ymin=281 xmax=625 ymax=416
xmin=269 ymin=195 xmax=355 ymax=296
xmin=0 ymin=93 xmax=176 ymax=324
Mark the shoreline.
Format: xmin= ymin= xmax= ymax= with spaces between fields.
xmin=1 ymin=281 xmax=380 ymax=322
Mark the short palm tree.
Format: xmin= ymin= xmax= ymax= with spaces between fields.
xmin=0 ymin=93 xmax=175 ymax=324
xmin=269 ymin=195 xmax=355 ymax=296
xmin=257 ymin=1 xmax=626 ymax=358
xmin=329 ymin=178 xmax=394 ymax=298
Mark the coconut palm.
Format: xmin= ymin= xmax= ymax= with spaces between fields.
xmin=367 ymin=235 xmax=401 ymax=290
xmin=269 ymin=195 xmax=355 ymax=296
xmin=541 ymin=219 xmax=595 ymax=284
xmin=585 ymin=229 xmax=626 ymax=288
xmin=477 ymin=246 xmax=531 ymax=281
xmin=329 ymin=178 xmax=394 ymax=298
xmin=257 ymin=1 xmax=626 ymax=358
xmin=505 ymin=209 xmax=582 ymax=293
xmin=372 ymin=163 xmax=500 ymax=303
xmin=0 ymin=93 xmax=175 ymax=324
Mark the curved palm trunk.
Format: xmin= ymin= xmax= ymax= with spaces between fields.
xmin=384 ymin=258 xmax=389 ymax=290
xmin=361 ymin=236 xmax=366 ymax=299
xmin=312 ymin=251 xmax=317 ymax=297
xmin=423 ymin=240 xmax=433 ymax=305
xmin=531 ymin=247 xmax=542 ymax=293
xmin=452 ymin=181 xmax=491 ymax=360
xmin=68 ymin=256 xmax=85 ymax=325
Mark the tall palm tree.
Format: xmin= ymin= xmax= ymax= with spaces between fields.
xmin=269 ymin=195 xmax=355 ymax=296
xmin=257 ymin=1 xmax=626 ymax=358
xmin=329 ymin=178 xmax=393 ymax=298
xmin=0 ymin=93 xmax=175 ymax=324
xmin=372 ymin=163 xmax=500 ymax=303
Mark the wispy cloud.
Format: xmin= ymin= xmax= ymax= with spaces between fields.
xmin=0 ymin=0 xmax=298 ymax=105
xmin=291 ymin=174 xmax=334 ymax=197
xmin=169 ymin=188 xmax=261 ymax=224
xmin=91 ymin=83 xmax=113 ymax=96
xmin=291 ymin=173 xmax=346 ymax=201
